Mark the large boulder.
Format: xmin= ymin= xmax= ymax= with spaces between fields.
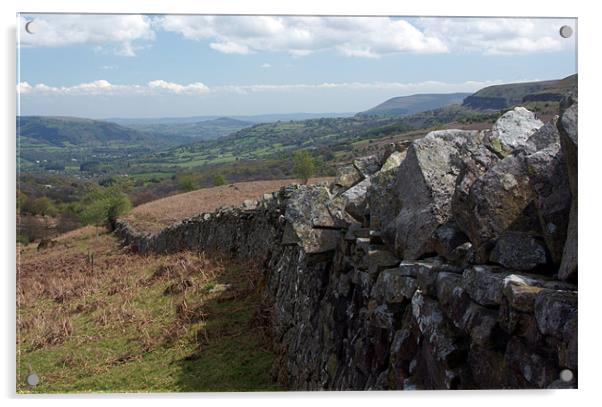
xmin=489 ymin=232 xmax=549 ymax=271
xmin=367 ymin=165 xmax=400 ymax=231
xmin=342 ymin=178 xmax=371 ymax=221
xmin=453 ymin=152 xmax=536 ymax=261
xmin=282 ymin=185 xmax=345 ymax=253
xmin=484 ymin=107 xmax=543 ymax=157
xmin=557 ymin=96 xmax=578 ymax=282
xmin=383 ymin=129 xmax=482 ymax=259
xmin=353 ymin=155 xmax=381 ymax=177
xmin=524 ymin=139 xmax=571 ymax=265
xmin=334 ymin=164 xmax=363 ymax=190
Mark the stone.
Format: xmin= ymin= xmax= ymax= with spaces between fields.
xmin=557 ymin=97 xmax=578 ymax=282
xmin=415 ymin=259 xmax=461 ymax=297
xmin=433 ymin=222 xmax=469 ymax=262
xmin=342 ymin=178 xmax=371 ymax=221
xmin=283 ymin=185 xmax=344 ymax=253
xmin=380 ymin=150 xmax=406 ymax=173
xmin=502 ymin=280 xmax=544 ymax=313
xmin=353 ymin=155 xmax=381 ymax=177
xmin=454 ymin=153 xmax=536 ymax=260
xmin=334 ymin=164 xmax=363 ymax=189
xmin=484 ymin=107 xmax=543 ymax=157
xmin=534 ymin=289 xmax=577 ymax=338
xmin=411 ymin=290 xmax=464 ymax=365
xmin=435 ymin=272 xmax=471 ymax=330
xmin=461 ymin=302 xmax=498 ymax=346
xmin=489 ymin=232 xmax=549 ymax=271
xmin=468 ymin=346 xmax=509 ymax=389
xmin=371 ymin=268 xmax=417 ymax=304
xmin=366 ymin=249 xmax=400 ymax=274
xmin=525 ymin=143 xmax=571 ymax=264
xmin=385 ymin=129 xmax=480 ymax=259
xmin=367 ymin=166 xmax=399 ymax=231
xmin=505 ymin=337 xmax=558 ymax=388
xmin=462 ymin=265 xmax=510 ymax=307
xmin=524 ymin=120 xmax=560 ymax=153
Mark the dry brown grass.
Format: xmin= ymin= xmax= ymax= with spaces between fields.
xmin=123 ymin=177 xmax=333 ymax=233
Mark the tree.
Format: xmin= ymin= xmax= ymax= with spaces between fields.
xmin=292 ymin=150 xmax=316 ymax=184
xmin=80 ymin=187 xmax=132 ymax=229
xmin=212 ymin=174 xmax=227 ymax=186
xmin=177 ymin=173 xmax=197 ymax=192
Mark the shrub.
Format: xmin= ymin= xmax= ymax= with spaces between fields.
xmin=212 ymin=174 xmax=227 ymax=186
xmin=292 ymin=150 xmax=316 ymax=184
xmin=80 ymin=187 xmax=132 ymax=227
xmin=177 ymin=174 xmax=197 ymax=192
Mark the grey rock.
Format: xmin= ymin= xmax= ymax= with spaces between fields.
xmin=505 ymin=337 xmax=558 ymax=388
xmin=534 ymin=289 xmax=577 ymax=338
xmin=283 ymin=185 xmax=344 ymax=253
xmin=353 ymin=155 xmax=381 ymax=177
xmin=461 ymin=302 xmax=498 ymax=346
xmin=367 ymin=166 xmax=399 ymax=231
xmin=371 ymin=268 xmax=417 ymax=304
xmin=411 ymin=290 xmax=463 ymax=364
xmin=463 ymin=265 xmax=510 ymax=306
xmin=454 ymin=152 xmax=535 ymax=260
xmin=334 ymin=163 xmax=364 ymax=189
xmin=524 ymin=120 xmax=560 ymax=153
xmin=386 ymin=129 xmax=480 ymax=259
xmin=558 ymin=98 xmax=578 ymax=282
xmin=489 ymin=232 xmax=549 ymax=271
xmin=366 ymin=249 xmax=400 ymax=274
xmin=484 ymin=107 xmax=543 ymax=157
xmin=525 ymin=143 xmax=571 ymax=264
xmin=380 ymin=150 xmax=406 ymax=173
xmin=433 ymin=222 xmax=469 ymax=262
xmin=342 ymin=177 xmax=371 ymax=221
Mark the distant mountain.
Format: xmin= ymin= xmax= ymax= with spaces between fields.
xmin=119 ymin=117 xmax=254 ymax=141
xmin=463 ymin=74 xmax=577 ymax=110
xmin=358 ymin=93 xmax=471 ymax=117
xmin=106 ymin=112 xmax=355 ymax=126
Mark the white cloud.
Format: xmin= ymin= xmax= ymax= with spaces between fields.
xmin=148 ymin=80 xmax=210 ymax=94
xmin=17 ymin=15 xmax=575 ymax=58
xmin=158 ymin=16 xmax=449 ymax=57
xmin=260 ymin=63 xmax=272 ymax=68
xmin=417 ymin=18 xmax=575 ymax=55
xmin=18 ymin=14 xmax=154 ymax=56
xmin=17 ymin=78 xmax=513 ymax=97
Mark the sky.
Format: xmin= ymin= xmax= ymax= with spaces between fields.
xmin=16 ymin=14 xmax=577 ymax=118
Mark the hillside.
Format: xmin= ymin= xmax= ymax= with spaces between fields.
xmin=17 ymin=116 xmax=193 ymax=170
xmin=124 ymin=178 xmax=333 ymax=233
xmin=463 ymin=74 xmax=577 ymax=109
xmin=17 ymin=228 xmax=278 ymax=392
xmin=118 ymin=117 xmax=253 ymax=140
xmin=359 ymin=93 xmax=471 ymax=117
xmin=107 ymin=112 xmax=354 ymax=126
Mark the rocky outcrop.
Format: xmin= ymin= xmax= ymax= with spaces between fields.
xmin=115 ymin=106 xmax=577 ymax=390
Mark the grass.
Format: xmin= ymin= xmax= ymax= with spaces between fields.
xmin=123 ymin=178 xmax=333 ymax=233
xmin=17 ymin=228 xmax=279 ymax=393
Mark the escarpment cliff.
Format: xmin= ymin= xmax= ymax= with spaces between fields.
xmin=115 ymin=97 xmax=578 ymax=390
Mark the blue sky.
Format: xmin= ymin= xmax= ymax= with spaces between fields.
xmin=17 ymin=14 xmax=577 ymax=118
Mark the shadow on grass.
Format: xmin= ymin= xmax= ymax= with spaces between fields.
xmin=173 ymin=263 xmax=281 ymax=392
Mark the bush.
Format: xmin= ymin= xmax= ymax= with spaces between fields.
xmin=212 ymin=174 xmax=227 ymax=186
xmin=292 ymin=150 xmax=316 ymax=184
xmin=177 ymin=174 xmax=197 ymax=192
xmin=80 ymin=187 xmax=132 ymax=227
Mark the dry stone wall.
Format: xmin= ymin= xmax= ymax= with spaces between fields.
xmin=114 ymin=98 xmax=578 ymax=390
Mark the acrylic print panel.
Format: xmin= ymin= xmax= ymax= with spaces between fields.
xmin=16 ymin=14 xmax=577 ymax=392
